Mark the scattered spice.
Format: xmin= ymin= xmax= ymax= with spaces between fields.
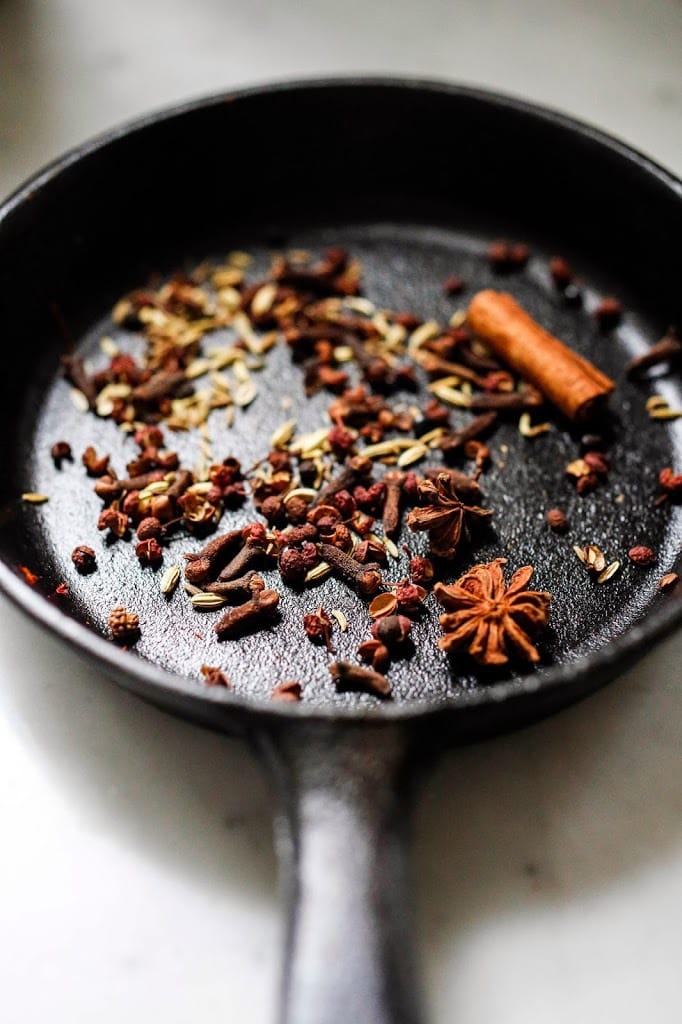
xmin=51 ymin=441 xmax=72 ymax=466
xmin=594 ymin=297 xmax=622 ymax=329
xmin=329 ymin=661 xmax=392 ymax=698
xmin=409 ymin=555 xmax=434 ymax=584
xmin=369 ymin=592 xmax=398 ymax=619
xmin=628 ymin=546 xmax=656 ymax=567
xmin=108 ymin=606 xmax=139 ymax=641
xmin=160 ymin=564 xmax=181 ymax=594
xmin=71 ymin=545 xmax=97 ymax=574
xmin=443 ymin=275 xmax=465 ymax=296
xmin=303 ymin=608 xmax=334 ymax=650
xmin=487 ymin=241 xmax=529 ymax=271
xmin=546 ymin=508 xmax=568 ymax=532
xmin=39 ymin=244 xmax=675 ymax=701
xmin=468 ymin=290 xmax=614 ymax=421
xmin=626 ymin=328 xmax=680 ymax=377
xmin=549 ymin=256 xmax=573 ymax=289
xmin=573 ymin=544 xmax=607 ymax=574
xmin=214 ymin=589 xmax=279 ymax=638
xmin=659 ymin=573 xmax=680 ymax=594
xmin=658 ymin=467 xmax=682 ymax=504
xmin=271 ymin=680 xmax=302 ymax=702
xmin=372 ymin=614 xmax=411 ymax=646
xmin=200 ymin=665 xmax=231 ymax=687
xmin=434 ymin=559 xmax=551 ymax=665
xmin=597 ymin=560 xmax=620 ymax=584
xmin=135 ymin=538 xmax=163 ymax=565
xmin=407 ymin=472 xmax=492 ymax=558
xmin=317 ymin=542 xmax=383 ymax=595
xmin=18 ymin=565 xmax=39 ymax=586
xmin=81 ymin=446 xmax=110 ymax=477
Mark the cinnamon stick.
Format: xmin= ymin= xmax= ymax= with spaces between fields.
xmin=467 ymin=290 xmax=614 ymax=421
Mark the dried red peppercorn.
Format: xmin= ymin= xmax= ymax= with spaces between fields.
xmin=278 ymin=547 xmax=307 ymax=585
xmin=372 ymin=614 xmax=412 ymax=646
xmin=594 ymin=297 xmax=622 ymax=328
xmin=546 ymin=508 xmax=568 ymax=532
xmin=549 ymin=256 xmax=573 ymax=288
xmin=409 ymin=555 xmax=434 ymax=584
xmin=303 ymin=608 xmax=333 ymax=650
xmin=51 ymin=440 xmax=72 ymax=466
xmin=628 ymin=546 xmax=656 ymax=567
xmin=71 ymin=545 xmax=97 ymax=574
xmin=136 ymin=516 xmax=162 ymax=541
xmin=443 ymin=275 xmax=464 ymax=296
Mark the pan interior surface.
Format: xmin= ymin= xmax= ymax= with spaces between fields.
xmin=0 ymin=82 xmax=680 ymax=713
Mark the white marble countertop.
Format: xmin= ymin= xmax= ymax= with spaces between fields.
xmin=1 ymin=2 xmax=681 ymax=1022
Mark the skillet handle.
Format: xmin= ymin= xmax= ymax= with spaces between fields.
xmin=256 ymin=722 xmax=426 ymax=1024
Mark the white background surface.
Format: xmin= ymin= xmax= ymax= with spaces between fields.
xmin=1 ymin=1 xmax=681 ymax=1022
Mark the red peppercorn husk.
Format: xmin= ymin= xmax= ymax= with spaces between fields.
xmin=272 ymin=680 xmax=302 ymax=702
xmin=357 ymin=639 xmax=391 ymax=673
xmin=303 ymin=608 xmax=334 ymax=651
xmin=135 ymin=538 xmax=163 ymax=565
xmin=82 ymin=446 xmax=110 ymax=477
xmin=409 ymin=555 xmax=434 ymax=584
xmin=98 ymin=508 xmax=129 ymax=538
xmin=657 ymin=467 xmax=682 ymax=504
xmin=200 ymin=665 xmax=231 ymax=688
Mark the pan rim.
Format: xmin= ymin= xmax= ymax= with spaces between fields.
xmin=0 ymin=75 xmax=680 ymax=723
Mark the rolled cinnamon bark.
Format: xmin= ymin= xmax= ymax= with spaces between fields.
xmin=468 ymin=290 xmax=614 ymax=421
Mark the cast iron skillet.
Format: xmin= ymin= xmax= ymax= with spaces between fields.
xmin=0 ymin=80 xmax=681 ymax=1023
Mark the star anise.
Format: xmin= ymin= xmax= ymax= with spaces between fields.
xmin=434 ymin=558 xmax=551 ymax=665
xmin=406 ymin=472 xmax=492 ymax=558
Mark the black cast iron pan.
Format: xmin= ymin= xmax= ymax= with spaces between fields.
xmin=0 ymin=80 xmax=681 ymax=1023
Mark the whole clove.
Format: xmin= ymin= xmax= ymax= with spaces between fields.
xmin=214 ymin=589 xmax=279 ymax=638
xmin=626 ymin=328 xmax=680 ymax=377
xmin=217 ymin=525 xmax=269 ymax=581
xmin=62 ymin=355 xmax=97 ymax=407
xmin=132 ymin=370 xmax=188 ymax=404
xmin=204 ymin=571 xmax=266 ymax=602
xmin=439 ymin=411 xmax=498 ymax=460
xmin=184 ymin=529 xmax=243 ymax=585
xmin=311 ymin=455 xmax=373 ymax=508
xmin=317 ymin=542 xmax=383 ymax=595
xmin=329 ymin=661 xmax=391 ymax=698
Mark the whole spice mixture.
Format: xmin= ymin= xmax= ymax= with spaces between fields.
xmin=26 ymin=243 xmax=681 ymax=700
